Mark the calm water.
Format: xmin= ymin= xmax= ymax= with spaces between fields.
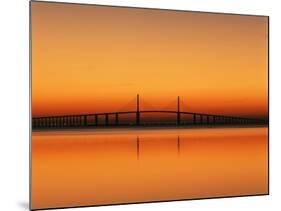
xmin=32 ymin=127 xmax=268 ymax=209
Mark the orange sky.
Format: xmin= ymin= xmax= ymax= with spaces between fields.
xmin=31 ymin=2 xmax=268 ymax=118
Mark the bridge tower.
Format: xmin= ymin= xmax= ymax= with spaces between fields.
xmin=177 ymin=96 xmax=181 ymax=125
xmin=136 ymin=94 xmax=140 ymax=126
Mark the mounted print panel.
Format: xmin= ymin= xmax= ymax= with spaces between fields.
xmin=30 ymin=1 xmax=269 ymax=210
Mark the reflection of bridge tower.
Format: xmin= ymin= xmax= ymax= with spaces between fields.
xmin=136 ymin=94 xmax=140 ymax=126
xmin=177 ymin=96 xmax=181 ymax=125
xmin=135 ymin=136 xmax=181 ymax=159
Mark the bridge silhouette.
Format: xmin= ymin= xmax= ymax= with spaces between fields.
xmin=32 ymin=94 xmax=267 ymax=129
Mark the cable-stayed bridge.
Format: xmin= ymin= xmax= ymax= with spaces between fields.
xmin=32 ymin=95 xmax=267 ymax=129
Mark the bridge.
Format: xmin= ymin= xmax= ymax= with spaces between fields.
xmin=32 ymin=95 xmax=267 ymax=129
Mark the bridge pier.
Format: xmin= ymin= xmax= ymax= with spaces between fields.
xmin=105 ymin=114 xmax=109 ymax=126
xmin=77 ymin=116 xmax=79 ymax=126
xmin=78 ymin=116 xmax=80 ymax=126
xmin=64 ymin=116 xmax=67 ymax=127
xmin=72 ymin=116 xmax=74 ymax=126
xmin=41 ymin=118 xmax=43 ymax=128
xmin=115 ymin=113 xmax=119 ymax=126
xmin=193 ymin=114 xmax=196 ymax=125
xmin=215 ymin=116 xmax=218 ymax=124
xmin=63 ymin=117 xmax=65 ymax=127
xmin=95 ymin=114 xmax=98 ymax=126
xmin=136 ymin=94 xmax=140 ymax=126
xmin=72 ymin=116 xmax=75 ymax=126
xmin=83 ymin=115 xmax=87 ymax=127
xmin=225 ymin=117 xmax=228 ymax=124
xmin=136 ymin=112 xmax=140 ymax=126
xmin=75 ymin=116 xmax=78 ymax=127
xmin=177 ymin=112 xmax=181 ymax=125
xmin=177 ymin=96 xmax=181 ymax=125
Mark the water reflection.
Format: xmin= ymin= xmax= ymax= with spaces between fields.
xmin=136 ymin=135 xmax=181 ymax=160
xmin=32 ymin=127 xmax=268 ymax=210
xmin=137 ymin=136 xmax=140 ymax=159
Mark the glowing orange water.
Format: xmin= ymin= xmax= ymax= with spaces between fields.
xmin=31 ymin=127 xmax=268 ymax=209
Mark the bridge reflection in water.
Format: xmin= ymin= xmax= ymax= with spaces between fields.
xmin=32 ymin=95 xmax=267 ymax=129
xmin=31 ymin=127 xmax=268 ymax=209
xmin=136 ymin=135 xmax=182 ymax=159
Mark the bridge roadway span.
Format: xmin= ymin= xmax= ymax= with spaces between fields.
xmin=32 ymin=110 xmax=266 ymax=129
xmin=32 ymin=95 xmax=266 ymax=129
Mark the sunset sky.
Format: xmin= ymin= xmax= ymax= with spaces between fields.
xmin=31 ymin=2 xmax=268 ymax=118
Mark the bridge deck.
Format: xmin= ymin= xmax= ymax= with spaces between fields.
xmin=32 ymin=110 xmax=267 ymax=129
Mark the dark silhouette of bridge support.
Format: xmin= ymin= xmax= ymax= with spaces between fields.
xmin=105 ymin=114 xmax=109 ymax=126
xmin=136 ymin=94 xmax=140 ymax=126
xmin=95 ymin=114 xmax=98 ymax=126
xmin=115 ymin=113 xmax=119 ymax=125
xmin=83 ymin=115 xmax=87 ymax=126
xmin=200 ymin=114 xmax=203 ymax=124
xmin=193 ymin=114 xmax=196 ymax=124
xmin=77 ymin=116 xmax=80 ymax=126
xmin=177 ymin=96 xmax=181 ymax=125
